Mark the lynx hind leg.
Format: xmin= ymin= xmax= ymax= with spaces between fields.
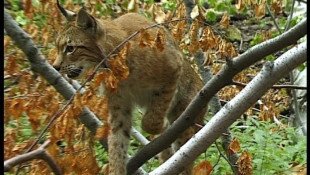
xmin=141 ymin=83 xmax=178 ymax=135
xmin=152 ymin=121 xmax=174 ymax=164
xmin=107 ymin=93 xmax=133 ymax=175
xmin=167 ymin=99 xmax=207 ymax=175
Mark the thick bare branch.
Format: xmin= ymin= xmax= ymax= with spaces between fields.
xmin=4 ymin=140 xmax=62 ymax=175
xmin=150 ymin=41 xmax=306 ymax=175
xmin=127 ymin=18 xmax=307 ymax=174
xmin=4 ymin=9 xmax=148 ymax=175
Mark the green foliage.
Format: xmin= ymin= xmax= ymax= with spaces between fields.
xmin=14 ymin=11 xmax=29 ymax=26
xmin=204 ymin=0 xmax=237 ymax=14
xmin=265 ymin=55 xmax=276 ymax=61
xmin=6 ymin=115 xmax=34 ymax=142
xmin=204 ymin=9 xmax=217 ymax=23
xmin=162 ymin=0 xmax=178 ymax=11
xmin=33 ymin=13 xmax=47 ymax=29
xmin=250 ymin=33 xmax=264 ymax=46
xmin=297 ymin=63 xmax=306 ymax=71
xmin=9 ymin=0 xmax=23 ymax=11
xmin=192 ymin=118 xmax=306 ymax=174
xmin=202 ymin=0 xmax=238 ymax=23
xmin=230 ymin=118 xmax=306 ymax=174
xmin=94 ymin=141 xmax=109 ymax=167
xmin=214 ymin=1 xmax=237 ymax=15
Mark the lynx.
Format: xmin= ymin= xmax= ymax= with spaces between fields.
xmin=53 ymin=3 xmax=207 ymax=175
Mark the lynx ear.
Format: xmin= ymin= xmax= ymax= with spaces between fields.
xmin=76 ymin=8 xmax=98 ymax=35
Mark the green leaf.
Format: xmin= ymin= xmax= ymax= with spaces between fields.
xmin=205 ymin=10 xmax=217 ymax=23
xmin=265 ymin=55 xmax=275 ymax=61
xmin=253 ymin=130 xmax=265 ymax=144
xmin=225 ymin=26 xmax=242 ymax=41
xmin=15 ymin=12 xmax=29 ymax=26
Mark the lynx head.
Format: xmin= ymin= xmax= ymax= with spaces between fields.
xmin=53 ymin=1 xmax=107 ymax=79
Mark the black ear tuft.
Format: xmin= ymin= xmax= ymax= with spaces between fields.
xmin=56 ymin=0 xmax=76 ymax=21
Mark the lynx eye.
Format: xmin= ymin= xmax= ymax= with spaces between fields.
xmin=65 ymin=45 xmax=75 ymax=54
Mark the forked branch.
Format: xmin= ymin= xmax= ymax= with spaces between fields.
xmin=4 ymin=140 xmax=62 ymax=175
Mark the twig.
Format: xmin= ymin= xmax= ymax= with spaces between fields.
xmin=289 ymin=71 xmax=307 ymax=135
xmin=215 ymin=141 xmax=236 ymax=171
xmin=266 ymin=3 xmax=282 ymax=33
xmin=210 ymin=152 xmax=221 ymax=174
xmin=232 ymin=80 xmax=307 ymax=90
xmin=4 ymin=140 xmax=62 ymax=175
xmin=239 ymin=36 xmax=243 ymax=52
xmin=131 ymin=127 xmax=150 ymax=146
xmin=285 ymin=0 xmax=296 ymax=31
xmin=6 ymin=94 xmax=42 ymax=99
xmin=219 ymin=99 xmax=290 ymax=119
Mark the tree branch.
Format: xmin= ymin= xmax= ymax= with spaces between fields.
xmin=4 ymin=140 xmax=62 ymax=175
xmin=149 ymin=41 xmax=306 ymax=175
xmin=127 ymin=18 xmax=307 ymax=174
xmin=4 ymin=9 xmax=105 ymax=150
xmin=4 ymin=9 xmax=148 ymax=175
xmin=232 ymin=80 xmax=307 ymax=90
xmin=194 ymin=51 xmax=239 ymax=174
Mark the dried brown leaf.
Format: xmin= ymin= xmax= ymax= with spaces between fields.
xmin=27 ymin=109 xmax=43 ymax=131
xmin=199 ymin=27 xmax=219 ymax=51
xmin=154 ymin=5 xmax=166 ymax=23
xmin=4 ymin=37 xmax=11 ymax=48
xmin=8 ymin=98 xmax=25 ymax=119
xmin=218 ymin=39 xmax=237 ymax=58
xmin=190 ymin=5 xmax=200 ymax=19
xmin=176 ymin=4 xmax=186 ymax=18
xmin=23 ymin=0 xmax=34 ymax=18
xmin=254 ymin=3 xmax=266 ymax=19
xmin=5 ymin=56 xmax=18 ymax=75
xmin=72 ymin=92 xmax=83 ymax=114
xmin=172 ymin=21 xmax=186 ymax=42
xmin=109 ymin=43 xmax=130 ymax=81
xmin=95 ymin=123 xmax=110 ymax=140
xmin=235 ymin=0 xmax=245 ymax=10
xmin=237 ymin=151 xmax=253 ymax=175
xmin=193 ymin=161 xmax=213 ymax=175
xmin=93 ymin=96 xmax=109 ymax=121
xmin=154 ymin=28 xmax=166 ymax=52
xmin=220 ymin=13 xmax=230 ymax=28
xmin=92 ymin=71 xmax=107 ymax=89
xmin=139 ymin=29 xmax=154 ymax=48
xmin=271 ymin=0 xmax=282 ymax=15
xmin=228 ymin=138 xmax=241 ymax=155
